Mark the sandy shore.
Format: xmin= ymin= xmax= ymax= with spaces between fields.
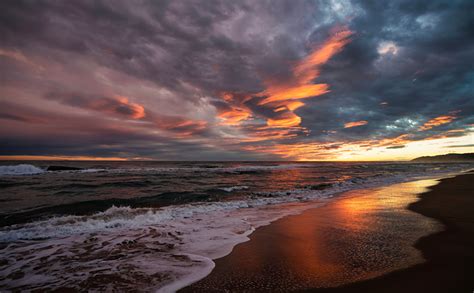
xmin=182 ymin=172 xmax=474 ymax=292
xmin=318 ymin=171 xmax=474 ymax=293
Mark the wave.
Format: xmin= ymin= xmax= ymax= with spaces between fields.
xmin=0 ymin=162 xmax=471 ymax=178
xmin=0 ymin=168 xmax=466 ymax=241
xmin=0 ymin=164 xmax=109 ymax=176
xmin=57 ymin=163 xmax=312 ymax=175
xmin=0 ymin=164 xmax=45 ymax=176
xmin=0 ymin=163 xmax=310 ymax=177
xmin=219 ymin=186 xmax=249 ymax=192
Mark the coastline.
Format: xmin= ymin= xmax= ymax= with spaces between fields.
xmin=182 ymin=172 xmax=474 ymax=292
xmin=2 ymin=169 xmax=472 ymax=291
xmin=314 ymin=171 xmax=474 ymax=293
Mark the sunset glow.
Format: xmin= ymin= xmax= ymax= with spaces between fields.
xmin=418 ymin=112 xmax=458 ymax=131
xmin=0 ymin=2 xmax=472 ymax=161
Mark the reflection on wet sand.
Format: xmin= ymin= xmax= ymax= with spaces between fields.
xmin=183 ymin=179 xmax=443 ymax=292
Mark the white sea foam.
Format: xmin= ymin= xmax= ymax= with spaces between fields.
xmin=219 ymin=185 xmax=249 ymax=192
xmin=78 ymin=168 xmax=107 ymax=173
xmin=0 ymin=164 xmax=45 ymax=176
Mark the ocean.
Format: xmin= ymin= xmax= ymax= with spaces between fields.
xmin=0 ymin=161 xmax=472 ymax=291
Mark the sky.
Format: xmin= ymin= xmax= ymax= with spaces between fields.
xmin=0 ymin=0 xmax=473 ymax=161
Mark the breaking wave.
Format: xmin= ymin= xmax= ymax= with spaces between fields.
xmin=219 ymin=186 xmax=249 ymax=192
xmin=0 ymin=164 xmax=45 ymax=176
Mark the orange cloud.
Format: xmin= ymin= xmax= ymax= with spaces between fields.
xmin=259 ymin=27 xmax=353 ymax=106
xmin=241 ymin=125 xmax=472 ymax=161
xmin=274 ymin=101 xmax=305 ymax=112
xmin=94 ymin=97 xmax=208 ymax=138
xmin=215 ymin=26 xmax=353 ymax=142
xmin=285 ymin=101 xmax=306 ymax=111
xmin=370 ymin=134 xmax=411 ymax=147
xmin=231 ymin=124 xmax=309 ymax=143
xmin=113 ymin=95 xmax=146 ymax=119
xmin=418 ymin=112 xmax=458 ymax=131
xmin=218 ymin=108 xmax=252 ymax=125
xmin=241 ymin=129 xmax=299 ymax=143
xmin=267 ymin=112 xmax=302 ymax=128
xmin=150 ymin=115 xmax=208 ymax=138
xmin=423 ymin=128 xmax=469 ymax=140
xmin=216 ymin=92 xmax=254 ymax=126
xmin=47 ymin=92 xmax=147 ymax=120
xmin=165 ymin=120 xmax=208 ymax=138
xmin=344 ymin=120 xmax=368 ymax=128
xmin=243 ymin=142 xmax=342 ymax=160
xmin=259 ymin=84 xmax=329 ymax=105
xmin=242 ymin=133 xmax=415 ymax=161
xmin=255 ymin=27 xmax=353 ymax=131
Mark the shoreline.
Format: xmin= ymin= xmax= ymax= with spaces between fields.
xmin=314 ymin=171 xmax=474 ymax=293
xmin=2 ymin=171 xmax=471 ymax=291
xmin=182 ymin=172 xmax=474 ymax=292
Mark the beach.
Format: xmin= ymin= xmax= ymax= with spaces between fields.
xmin=1 ymin=163 xmax=472 ymax=291
xmin=183 ymin=172 xmax=474 ymax=292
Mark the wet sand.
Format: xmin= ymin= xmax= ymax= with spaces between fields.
xmin=320 ymin=172 xmax=474 ymax=293
xmin=182 ymin=173 xmax=474 ymax=292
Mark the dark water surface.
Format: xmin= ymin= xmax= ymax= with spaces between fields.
xmin=1 ymin=161 xmax=471 ymax=221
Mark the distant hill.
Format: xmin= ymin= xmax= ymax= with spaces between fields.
xmin=412 ymin=153 xmax=474 ymax=162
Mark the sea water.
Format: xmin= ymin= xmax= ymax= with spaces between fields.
xmin=0 ymin=161 xmax=472 ymax=291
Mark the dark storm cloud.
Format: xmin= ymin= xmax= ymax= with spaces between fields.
xmin=304 ymin=0 xmax=474 ymax=142
xmin=0 ymin=0 xmax=473 ymax=160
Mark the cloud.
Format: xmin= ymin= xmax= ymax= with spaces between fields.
xmin=418 ymin=112 xmax=458 ymax=131
xmin=256 ymin=27 xmax=353 ymax=128
xmin=46 ymin=93 xmax=146 ymax=120
xmin=386 ymin=145 xmax=405 ymax=149
xmin=344 ymin=120 xmax=368 ymax=128
xmin=377 ymin=41 xmax=399 ymax=55
xmin=444 ymin=144 xmax=474 ymax=148
xmin=0 ymin=49 xmax=44 ymax=71
xmin=218 ymin=108 xmax=252 ymax=126
xmin=0 ymin=0 xmax=473 ymax=160
xmin=216 ymin=26 xmax=353 ymax=133
xmin=267 ymin=112 xmax=302 ymax=128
